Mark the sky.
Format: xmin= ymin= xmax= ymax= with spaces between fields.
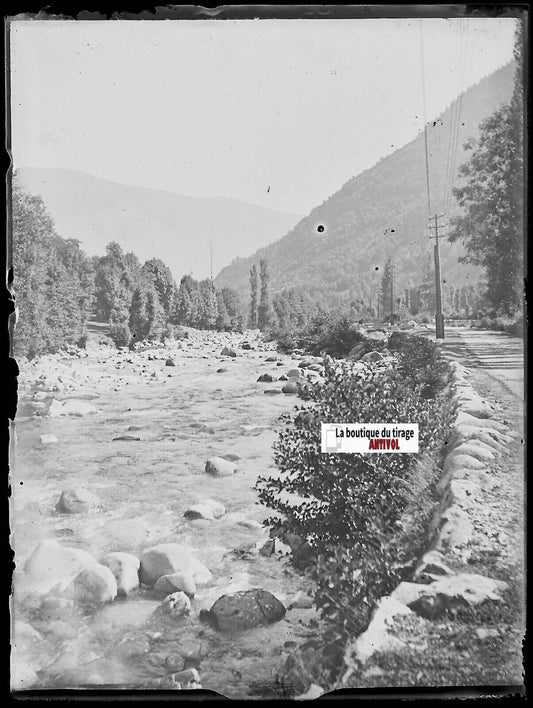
xmin=9 ymin=17 xmax=517 ymax=216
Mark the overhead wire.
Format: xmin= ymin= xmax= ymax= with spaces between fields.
xmin=444 ymin=19 xmax=470 ymax=219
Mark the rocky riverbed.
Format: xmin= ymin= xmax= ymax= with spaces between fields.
xmin=10 ymin=329 xmax=328 ymax=698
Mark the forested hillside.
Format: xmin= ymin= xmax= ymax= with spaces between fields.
xmin=215 ymin=63 xmax=515 ymax=311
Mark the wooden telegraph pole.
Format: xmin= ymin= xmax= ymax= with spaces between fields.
xmin=429 ymin=214 xmax=445 ymax=339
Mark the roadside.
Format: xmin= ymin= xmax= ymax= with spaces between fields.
xmin=340 ymin=328 xmax=525 ymax=691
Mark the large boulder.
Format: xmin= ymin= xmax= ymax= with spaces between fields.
xmin=282 ymin=381 xmax=299 ymax=394
xmin=56 ymin=488 xmax=99 ymax=514
xmin=152 ymin=572 xmax=197 ymax=599
xmin=101 ymin=552 xmax=140 ymax=597
xmin=64 ymin=563 xmax=117 ymax=605
xmin=24 ymin=539 xmax=97 ymax=588
xmin=257 ymin=374 xmax=275 ymax=383
xmin=206 ymin=588 xmax=286 ymax=631
xmin=140 ymin=543 xmax=212 ymax=586
xmin=205 ymin=457 xmax=236 ymax=477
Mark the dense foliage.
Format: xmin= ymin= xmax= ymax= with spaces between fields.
xmin=13 ymin=178 xmax=247 ymax=357
xmin=256 ymin=336 xmax=451 ymax=664
xmin=12 ymin=180 xmax=95 ymax=359
xmin=448 ymin=23 xmax=524 ymax=316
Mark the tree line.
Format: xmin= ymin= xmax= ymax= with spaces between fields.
xmin=11 ymin=176 xmax=247 ymax=358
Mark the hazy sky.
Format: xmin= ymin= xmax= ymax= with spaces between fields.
xmin=10 ymin=17 xmax=516 ymax=215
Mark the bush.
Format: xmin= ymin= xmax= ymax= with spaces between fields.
xmin=505 ymin=315 xmax=523 ymax=338
xmin=388 ymin=332 xmax=448 ymax=398
xmin=256 ymin=353 xmax=452 ymax=653
xmin=109 ymin=322 xmax=131 ymax=348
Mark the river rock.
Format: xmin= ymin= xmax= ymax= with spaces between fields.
xmin=40 ymin=434 xmax=58 ymax=445
xmin=221 ymin=347 xmax=237 ymax=357
xmin=165 ymin=358 xmax=176 ymax=367
xmin=184 ymin=499 xmax=225 ymax=520
xmin=287 ymin=369 xmax=302 ymax=378
xmin=242 ymin=342 xmax=253 ymax=350
xmin=25 ymin=539 xmax=97 ymax=586
xmin=207 ymin=588 xmax=286 ymax=631
xmin=265 ymin=356 xmax=278 ymax=362
xmin=205 ymin=457 xmax=236 ymax=477
xmin=152 ymin=572 xmax=197 ymax=599
xmin=264 ymin=389 xmax=282 ymax=395
xmin=140 ymin=543 xmax=212 ymax=586
xmin=158 ymin=591 xmax=191 ymax=619
xmin=64 ymin=563 xmax=117 ymax=605
xmin=257 ymin=374 xmax=275 ymax=382
xmin=57 ymin=488 xmax=99 ymax=514
xmin=282 ymin=381 xmax=299 ymax=394
xmin=101 ymin=552 xmax=140 ymax=596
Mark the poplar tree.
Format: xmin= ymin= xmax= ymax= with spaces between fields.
xmin=258 ymin=258 xmax=272 ymax=329
xmin=249 ymin=264 xmax=259 ymax=328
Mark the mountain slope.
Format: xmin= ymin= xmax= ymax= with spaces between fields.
xmin=215 ymin=63 xmax=515 ymax=307
xmin=15 ymin=168 xmax=301 ymax=281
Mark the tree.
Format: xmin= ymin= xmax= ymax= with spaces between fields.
xmin=380 ymin=260 xmax=393 ymax=320
xmin=141 ymin=258 xmax=177 ymax=319
xmin=258 ymin=258 xmax=272 ymax=329
xmin=174 ymin=274 xmax=197 ymax=325
xmin=249 ymin=264 xmax=259 ymax=328
xmin=196 ymin=279 xmax=219 ymax=329
xmin=94 ymin=242 xmax=141 ymax=323
xmin=11 ymin=178 xmax=95 ymax=358
xmin=448 ymin=22 xmax=524 ymax=315
xmin=129 ymin=282 xmax=166 ymax=341
xmin=220 ymin=287 xmax=245 ymax=331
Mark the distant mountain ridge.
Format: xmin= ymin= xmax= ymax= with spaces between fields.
xmin=215 ymin=63 xmax=515 ymax=307
xmin=15 ymin=167 xmax=301 ymax=281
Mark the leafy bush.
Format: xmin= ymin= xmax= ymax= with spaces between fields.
xmin=387 ymin=332 xmax=448 ymax=398
xmin=109 ymin=322 xmax=131 ymax=348
xmin=257 ymin=353 xmax=451 ymax=655
xmin=505 ymin=315 xmax=523 ymax=338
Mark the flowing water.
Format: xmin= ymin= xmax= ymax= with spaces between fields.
xmin=11 ymin=331 xmax=325 ymax=698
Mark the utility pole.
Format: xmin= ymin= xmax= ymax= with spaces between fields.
xmin=429 ymin=214 xmax=445 ymax=339
xmin=390 ymin=261 xmax=395 ymax=323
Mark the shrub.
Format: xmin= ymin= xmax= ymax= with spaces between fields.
xmin=109 ymin=322 xmax=131 ymax=348
xmin=505 ymin=315 xmax=523 ymax=338
xmin=387 ymin=332 xmax=448 ymax=398
xmin=256 ymin=354 xmax=452 ymax=653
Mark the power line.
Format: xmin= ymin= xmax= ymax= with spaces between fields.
xmin=419 ymin=20 xmax=432 ymax=219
